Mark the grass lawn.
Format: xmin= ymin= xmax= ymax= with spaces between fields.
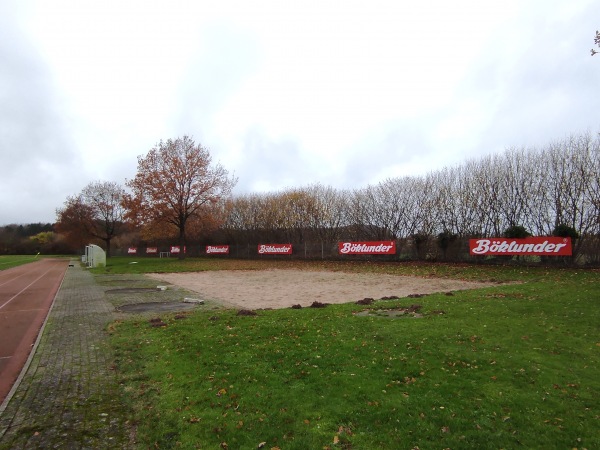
xmin=105 ymin=258 xmax=600 ymax=449
xmin=0 ymin=254 xmax=46 ymax=270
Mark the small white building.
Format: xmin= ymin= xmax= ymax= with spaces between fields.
xmin=84 ymin=244 xmax=106 ymax=268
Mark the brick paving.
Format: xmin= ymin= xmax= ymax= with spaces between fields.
xmin=0 ymin=263 xmax=131 ymax=449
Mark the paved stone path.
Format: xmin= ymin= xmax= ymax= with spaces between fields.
xmin=0 ymin=263 xmax=130 ymax=449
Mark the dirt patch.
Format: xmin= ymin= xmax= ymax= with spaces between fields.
xmin=354 ymin=304 xmax=424 ymax=318
xmin=147 ymin=269 xmax=499 ymax=310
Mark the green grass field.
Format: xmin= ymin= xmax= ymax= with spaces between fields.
xmin=0 ymin=254 xmax=44 ymax=270
xmin=104 ymin=258 xmax=600 ymax=449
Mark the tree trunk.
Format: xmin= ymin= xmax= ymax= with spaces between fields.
xmin=104 ymin=238 xmax=111 ymax=258
xmin=178 ymin=224 xmax=186 ymax=260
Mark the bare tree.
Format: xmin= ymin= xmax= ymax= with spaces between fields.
xmin=56 ymin=181 xmax=126 ymax=257
xmin=303 ymin=183 xmax=349 ymax=244
xmin=348 ymin=184 xmax=394 ymax=240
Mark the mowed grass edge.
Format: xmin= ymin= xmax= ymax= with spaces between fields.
xmin=0 ymin=254 xmax=45 ymax=270
xmin=104 ymin=258 xmax=600 ymax=449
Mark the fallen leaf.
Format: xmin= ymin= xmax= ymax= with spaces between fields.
xmin=333 ymin=435 xmax=340 ymax=444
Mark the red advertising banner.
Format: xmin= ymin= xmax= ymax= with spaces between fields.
xmin=258 ymin=244 xmax=293 ymax=255
xmin=206 ymin=245 xmax=229 ymax=254
xmin=127 ymin=247 xmax=137 ymax=254
xmin=146 ymin=247 xmax=158 ymax=254
xmin=170 ymin=246 xmax=186 ymax=254
xmin=469 ymin=237 xmax=572 ymax=256
xmin=338 ymin=241 xmax=396 ymax=255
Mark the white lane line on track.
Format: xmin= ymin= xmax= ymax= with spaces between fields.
xmin=0 ymin=272 xmax=29 ymax=288
xmin=0 ymin=268 xmax=53 ymax=311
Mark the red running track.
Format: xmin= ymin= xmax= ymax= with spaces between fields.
xmin=0 ymin=259 xmax=69 ymax=403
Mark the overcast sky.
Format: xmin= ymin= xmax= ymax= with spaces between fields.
xmin=1 ymin=0 xmax=599 ymax=225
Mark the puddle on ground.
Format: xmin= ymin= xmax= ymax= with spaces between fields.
xmin=106 ymin=288 xmax=162 ymax=294
xmin=116 ymin=302 xmax=198 ymax=313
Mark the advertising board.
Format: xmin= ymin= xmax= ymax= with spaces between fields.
xmin=258 ymin=244 xmax=293 ymax=255
xmin=469 ymin=237 xmax=572 ymax=256
xmin=206 ymin=245 xmax=230 ymax=254
xmin=338 ymin=241 xmax=396 ymax=255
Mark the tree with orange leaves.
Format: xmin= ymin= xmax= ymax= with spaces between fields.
xmin=56 ymin=181 xmax=127 ymax=257
xmin=125 ymin=136 xmax=237 ymax=259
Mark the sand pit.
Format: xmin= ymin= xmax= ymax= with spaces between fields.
xmin=147 ymin=269 xmax=497 ymax=310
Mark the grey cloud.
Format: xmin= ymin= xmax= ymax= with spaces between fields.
xmin=341 ymin=123 xmax=436 ymax=188
xmin=233 ymin=128 xmax=309 ymax=193
xmin=0 ymin=6 xmax=81 ymax=224
xmin=173 ymin=24 xmax=259 ymax=134
xmin=458 ymin=3 xmax=600 ymax=152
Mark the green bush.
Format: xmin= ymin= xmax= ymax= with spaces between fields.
xmin=503 ymin=225 xmax=531 ymax=239
xmin=552 ymin=224 xmax=580 ymax=239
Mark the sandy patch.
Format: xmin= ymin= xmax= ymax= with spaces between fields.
xmin=147 ymin=269 xmax=497 ymax=310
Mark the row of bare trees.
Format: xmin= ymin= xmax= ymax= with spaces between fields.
xmin=219 ymin=133 xmax=599 ymax=257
